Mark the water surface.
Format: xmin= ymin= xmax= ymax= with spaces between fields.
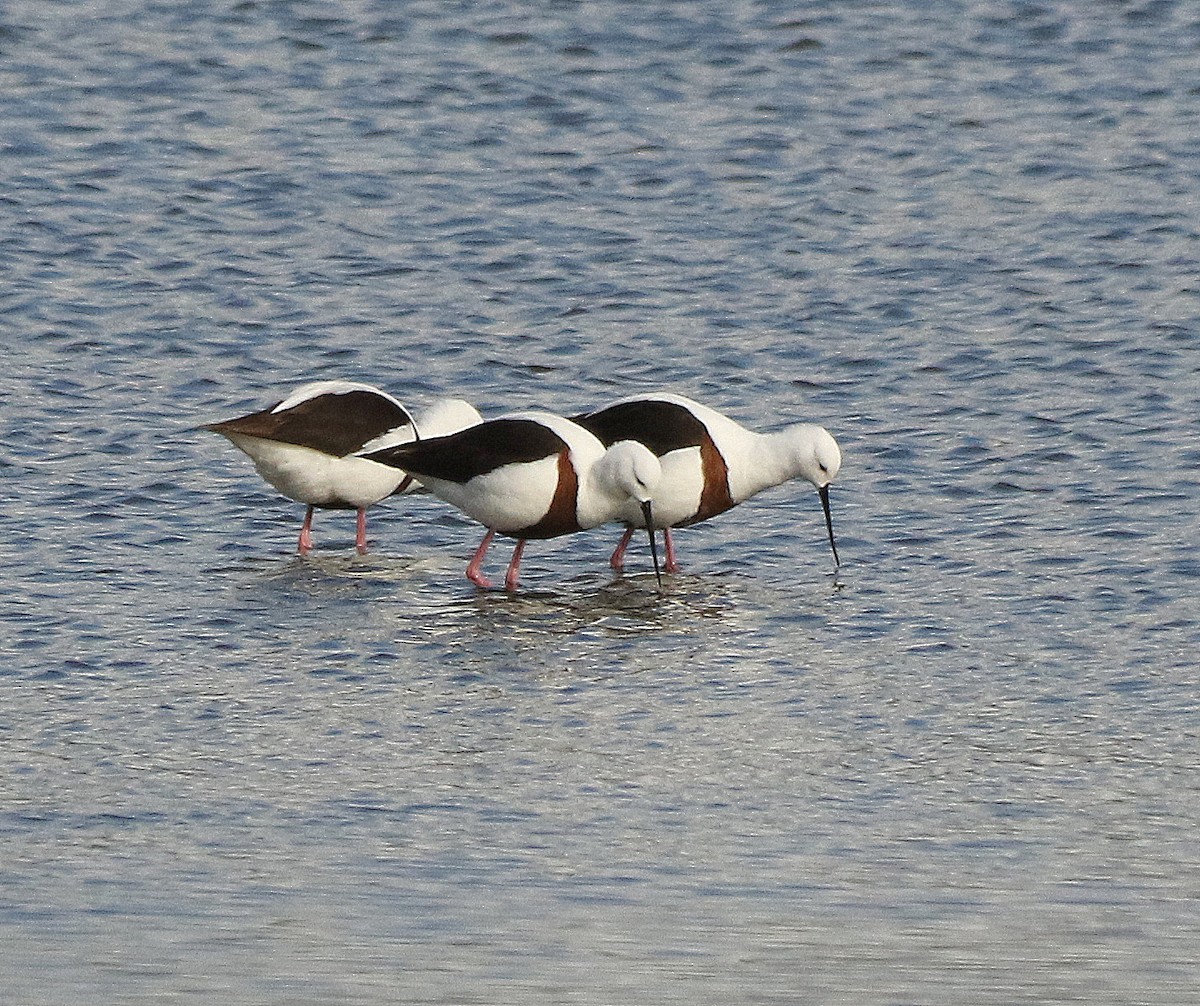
xmin=2 ymin=1 xmax=1199 ymax=1003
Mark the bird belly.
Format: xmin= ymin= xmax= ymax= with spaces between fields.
xmin=417 ymin=455 xmax=564 ymax=535
xmin=617 ymin=446 xmax=703 ymax=528
xmin=223 ymin=434 xmax=406 ymax=508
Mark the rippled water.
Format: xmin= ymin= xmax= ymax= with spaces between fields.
xmin=3 ymin=1 xmax=1199 ymax=1003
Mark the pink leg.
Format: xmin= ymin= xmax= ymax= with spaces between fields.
xmin=663 ymin=527 xmax=680 ymax=573
xmin=355 ymin=507 xmax=369 ymax=554
xmin=609 ymin=527 xmax=636 ymax=571
xmin=298 ymin=505 xmax=315 ymax=554
xmin=466 ymin=529 xmax=496 ymax=588
xmin=504 ymin=539 xmax=527 ymax=591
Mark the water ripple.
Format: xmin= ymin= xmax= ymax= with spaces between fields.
xmin=2 ymin=0 xmax=1199 ymax=1002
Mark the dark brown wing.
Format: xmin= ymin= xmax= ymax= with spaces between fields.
xmin=203 ymin=389 xmax=413 ymax=457
xmin=364 ymin=417 xmax=567 ymax=484
xmin=573 ymin=399 xmax=707 ymax=456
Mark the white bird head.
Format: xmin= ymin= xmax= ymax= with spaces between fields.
xmin=595 ymin=439 xmax=662 ymax=504
xmin=591 ymin=439 xmax=664 ymax=588
xmin=415 ymin=398 xmax=484 ymax=439
xmin=773 ymin=423 xmax=842 ymax=566
xmin=788 ymin=424 xmax=842 ymax=489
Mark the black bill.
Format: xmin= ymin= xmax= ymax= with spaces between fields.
xmin=641 ymin=499 xmax=663 ymax=590
xmin=818 ymin=484 xmax=840 ymax=567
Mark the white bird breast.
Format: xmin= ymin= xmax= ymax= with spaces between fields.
xmin=616 ymin=445 xmax=704 ymax=528
xmin=224 ymin=434 xmax=409 ymax=508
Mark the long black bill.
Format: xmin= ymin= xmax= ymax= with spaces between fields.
xmin=818 ymin=484 xmax=840 ymax=567
xmin=640 ymin=500 xmax=663 ymax=590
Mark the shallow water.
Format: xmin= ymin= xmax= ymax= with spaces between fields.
xmin=3 ymin=1 xmax=1199 ymax=1003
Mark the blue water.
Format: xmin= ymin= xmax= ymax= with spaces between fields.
xmin=3 ymin=1 xmax=1199 ymax=1003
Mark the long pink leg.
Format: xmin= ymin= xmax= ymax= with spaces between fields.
xmin=609 ymin=527 xmax=636 ymax=571
xmin=466 ymin=529 xmax=496 ymax=588
xmin=355 ymin=507 xmax=369 ymax=554
xmin=663 ymin=527 xmax=680 ymax=573
xmin=504 ymin=539 xmax=527 ymax=591
xmin=298 ymin=505 xmax=315 ymax=554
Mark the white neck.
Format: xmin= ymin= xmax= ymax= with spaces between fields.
xmin=576 ymin=469 xmax=627 ymax=529
xmin=734 ymin=424 xmax=827 ymax=501
xmin=576 ymin=441 xmax=659 ymax=529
